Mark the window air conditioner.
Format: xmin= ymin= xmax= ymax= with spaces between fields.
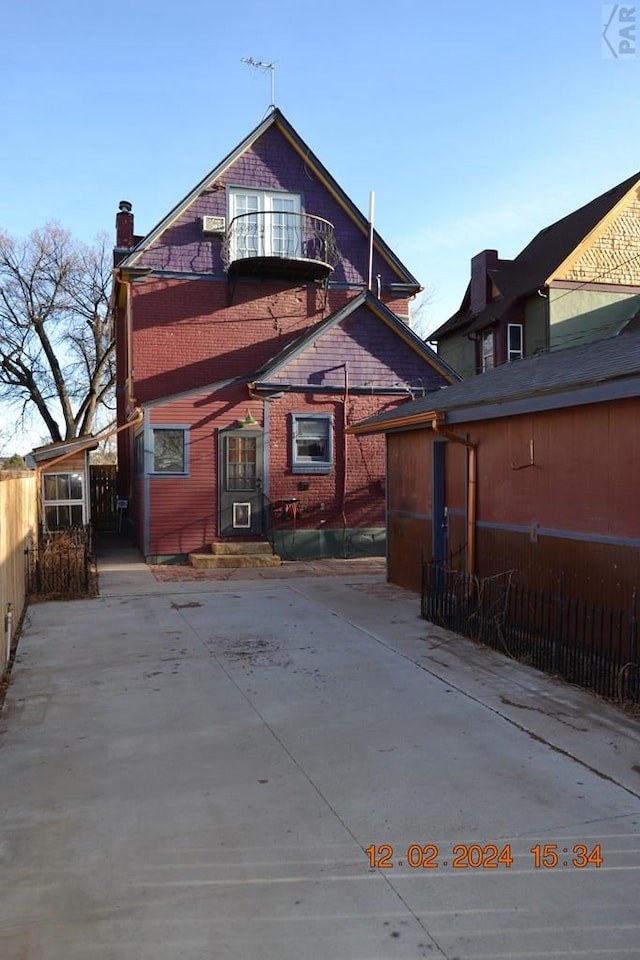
xmin=202 ymin=215 xmax=226 ymax=234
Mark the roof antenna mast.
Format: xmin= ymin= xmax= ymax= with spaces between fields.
xmin=241 ymin=57 xmax=276 ymax=109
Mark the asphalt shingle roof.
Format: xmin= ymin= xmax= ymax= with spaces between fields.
xmin=354 ymin=326 xmax=640 ymax=430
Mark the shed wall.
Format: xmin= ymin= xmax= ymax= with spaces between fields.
xmin=386 ymin=396 xmax=640 ymax=598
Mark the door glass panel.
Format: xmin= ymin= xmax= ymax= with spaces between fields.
xmin=271 ymin=197 xmax=298 ymax=257
xmin=234 ymin=194 xmax=260 ymax=259
xmin=226 ymin=436 xmax=257 ymax=491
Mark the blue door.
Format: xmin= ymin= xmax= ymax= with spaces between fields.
xmin=432 ymin=440 xmax=448 ymax=565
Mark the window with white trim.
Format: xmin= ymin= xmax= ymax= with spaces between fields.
xmin=481 ymin=329 xmax=495 ymax=372
xmin=228 ymin=188 xmax=302 ymax=260
xmin=507 ymin=323 xmax=524 ymax=361
xmin=42 ymin=472 xmax=85 ymax=529
xmin=151 ymin=428 xmax=188 ymax=474
xmin=291 ymin=414 xmax=333 ymax=474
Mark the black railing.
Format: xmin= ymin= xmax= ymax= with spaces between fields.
xmin=421 ymin=562 xmax=639 ymax=705
xmin=27 ymin=525 xmax=96 ymax=598
xmin=221 ymin=211 xmax=340 ymax=271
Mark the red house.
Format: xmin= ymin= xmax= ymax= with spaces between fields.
xmin=112 ymin=109 xmax=457 ymax=563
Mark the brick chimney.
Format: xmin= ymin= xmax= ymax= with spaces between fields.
xmin=470 ymin=249 xmax=498 ymax=315
xmin=115 ymin=200 xmax=134 ymax=249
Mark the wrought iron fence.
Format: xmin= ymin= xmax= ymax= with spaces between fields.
xmin=421 ymin=562 xmax=639 ymax=705
xmin=27 ymin=526 xmax=96 ymax=599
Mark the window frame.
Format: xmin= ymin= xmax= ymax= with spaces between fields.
xmin=291 ymin=413 xmax=333 ymax=475
xmin=42 ymin=471 xmax=86 ymax=530
xmin=228 ymin=187 xmax=302 ymax=260
xmin=149 ymin=426 xmax=189 ymax=476
xmin=507 ymin=323 xmax=524 ymax=362
xmin=481 ymin=328 xmax=495 ymax=372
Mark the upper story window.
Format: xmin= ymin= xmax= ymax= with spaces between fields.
xmin=228 ymin=188 xmax=302 ymax=260
xmin=507 ymin=323 xmax=524 ymax=361
xmin=481 ymin=329 xmax=495 ymax=372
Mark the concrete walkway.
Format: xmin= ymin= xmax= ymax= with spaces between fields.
xmin=1 ymin=539 xmax=639 ymax=959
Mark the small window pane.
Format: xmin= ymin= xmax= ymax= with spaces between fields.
xmin=508 ymin=324 xmax=524 ymax=361
xmin=153 ymin=429 xmax=185 ymax=473
xmin=69 ymin=473 xmax=83 ymax=499
xmin=482 ymin=330 xmax=494 ymax=371
xmin=45 ymin=505 xmax=60 ymax=529
xmin=43 ymin=474 xmax=58 ymax=500
xmin=226 ymin=436 xmax=257 ymax=491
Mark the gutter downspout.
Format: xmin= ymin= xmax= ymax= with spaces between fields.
xmin=341 ymin=363 xmax=349 ymax=556
xmin=431 ymin=419 xmax=477 ymax=579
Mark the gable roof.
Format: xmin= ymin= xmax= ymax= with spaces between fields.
xmin=431 ymin=170 xmax=640 ymax=340
xmin=350 ymin=326 xmax=640 ymax=433
xmin=252 ymin=291 xmax=459 ymax=387
xmin=143 ymin=292 xmax=459 ymax=407
xmin=118 ymin=109 xmax=420 ymax=289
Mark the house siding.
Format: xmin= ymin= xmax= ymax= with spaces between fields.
xmin=557 ymin=193 xmax=640 ymax=286
xmin=385 ymin=396 xmax=640 ymax=601
xmin=138 ymin=388 xmax=402 ymax=561
xmin=549 ymin=287 xmax=640 ymax=350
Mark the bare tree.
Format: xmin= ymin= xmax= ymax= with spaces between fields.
xmin=410 ymin=284 xmax=437 ymax=341
xmin=0 ymin=224 xmax=114 ymax=446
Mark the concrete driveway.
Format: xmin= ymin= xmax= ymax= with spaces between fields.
xmin=1 ymin=545 xmax=639 ymax=959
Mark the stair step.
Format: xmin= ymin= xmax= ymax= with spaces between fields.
xmin=210 ymin=542 xmax=274 ymax=556
xmin=189 ymin=553 xmax=282 ymax=569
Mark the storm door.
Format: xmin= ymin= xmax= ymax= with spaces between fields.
xmin=219 ymin=429 xmax=263 ymax=536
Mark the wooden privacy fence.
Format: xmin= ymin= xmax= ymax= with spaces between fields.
xmin=90 ymin=464 xmax=117 ymax=531
xmin=0 ymin=471 xmax=38 ymax=674
xmin=421 ymin=562 xmax=639 ymax=706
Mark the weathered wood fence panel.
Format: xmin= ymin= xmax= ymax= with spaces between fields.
xmin=90 ymin=464 xmax=117 ymax=531
xmin=0 ymin=471 xmax=37 ymax=674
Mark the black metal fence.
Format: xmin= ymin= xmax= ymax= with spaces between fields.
xmin=27 ymin=526 xmax=96 ymax=599
xmin=421 ymin=562 xmax=639 ymax=705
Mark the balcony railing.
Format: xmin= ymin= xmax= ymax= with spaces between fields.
xmin=221 ymin=211 xmax=340 ymax=281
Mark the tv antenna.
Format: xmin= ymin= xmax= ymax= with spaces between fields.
xmin=241 ymin=57 xmax=276 ymax=108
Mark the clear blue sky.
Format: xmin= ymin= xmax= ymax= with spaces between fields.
xmin=1 ymin=2 xmax=638 ymax=359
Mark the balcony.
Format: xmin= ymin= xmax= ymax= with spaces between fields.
xmin=222 ymin=211 xmax=340 ymax=282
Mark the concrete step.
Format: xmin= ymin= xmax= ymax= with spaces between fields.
xmin=189 ymin=552 xmax=282 ymax=569
xmin=210 ymin=541 xmax=274 ymax=556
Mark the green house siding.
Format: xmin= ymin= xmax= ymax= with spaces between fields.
xmin=437 ymin=334 xmax=476 ymax=379
xmin=524 ymin=293 xmax=548 ymax=355
xmin=549 ymin=289 xmax=640 ymax=350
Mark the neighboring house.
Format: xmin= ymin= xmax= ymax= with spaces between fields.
xmin=112 ymin=108 xmax=457 ymax=563
xmin=431 ymin=171 xmax=640 ymax=377
xmin=350 ymin=328 xmax=640 ymax=601
xmin=27 ymin=438 xmax=98 ymax=531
